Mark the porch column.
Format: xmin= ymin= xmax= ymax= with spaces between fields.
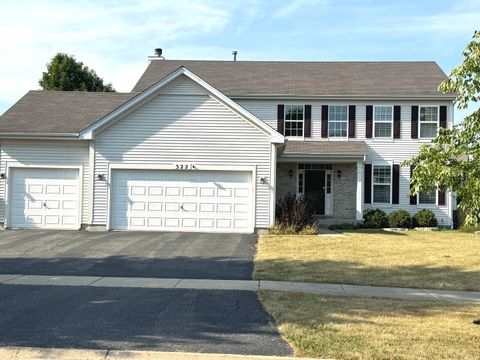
xmin=356 ymin=162 xmax=364 ymax=221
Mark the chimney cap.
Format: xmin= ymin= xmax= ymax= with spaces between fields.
xmin=154 ymin=48 xmax=163 ymax=57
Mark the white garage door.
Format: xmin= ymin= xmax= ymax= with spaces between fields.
xmin=9 ymin=168 xmax=80 ymax=229
xmin=111 ymin=170 xmax=253 ymax=233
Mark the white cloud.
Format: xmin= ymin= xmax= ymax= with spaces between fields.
xmin=0 ymin=0 xmax=239 ymax=113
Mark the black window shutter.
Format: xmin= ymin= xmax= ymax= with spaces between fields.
xmin=348 ymin=105 xmax=356 ymax=138
xmin=392 ymin=164 xmax=400 ymax=204
xmin=321 ymin=105 xmax=328 ymax=138
xmin=366 ymin=105 xmax=373 ymax=138
xmin=277 ymin=105 xmax=284 ymax=135
xmin=439 ymin=106 xmax=447 ymax=129
xmin=438 ymin=189 xmax=446 ymax=206
xmin=411 ymin=106 xmax=418 ymax=139
xmin=364 ymin=164 xmax=372 ymax=204
xmin=409 ymin=165 xmax=417 ymax=205
xmin=393 ymin=106 xmax=401 ymax=139
xmin=304 ymin=105 xmax=312 ymax=137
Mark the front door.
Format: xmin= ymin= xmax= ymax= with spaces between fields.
xmin=304 ymin=170 xmax=325 ymax=215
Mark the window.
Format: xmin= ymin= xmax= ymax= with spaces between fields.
xmin=328 ymin=105 xmax=348 ymax=137
xmin=419 ymin=106 xmax=439 ymax=138
xmin=374 ymin=106 xmax=393 ymax=138
xmin=419 ymin=190 xmax=436 ymax=205
xmin=298 ymin=172 xmax=304 ymax=194
xmin=326 ymin=173 xmax=332 ymax=194
xmin=285 ymin=105 xmax=304 ymax=137
xmin=373 ymin=165 xmax=391 ymax=203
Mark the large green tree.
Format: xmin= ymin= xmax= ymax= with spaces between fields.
xmin=403 ymin=30 xmax=480 ymax=226
xmin=39 ymin=53 xmax=115 ymax=92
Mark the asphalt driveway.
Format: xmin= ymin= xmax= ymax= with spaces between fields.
xmin=0 ymin=230 xmax=256 ymax=279
xmin=0 ymin=284 xmax=292 ymax=356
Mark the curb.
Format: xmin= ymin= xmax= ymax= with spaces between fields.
xmin=0 ymin=347 xmax=323 ymax=360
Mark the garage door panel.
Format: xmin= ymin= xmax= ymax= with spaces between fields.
xmin=111 ymin=169 xmax=253 ymax=233
xmin=9 ymin=168 xmax=80 ymax=229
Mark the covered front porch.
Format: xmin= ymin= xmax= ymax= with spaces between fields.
xmin=276 ymin=141 xmax=368 ymax=226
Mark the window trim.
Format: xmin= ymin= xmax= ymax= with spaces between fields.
xmin=371 ymin=162 xmax=393 ymax=205
xmin=418 ymin=189 xmax=437 ymax=206
xmin=284 ymin=104 xmax=305 ymax=138
xmin=328 ymin=104 xmax=349 ymax=138
xmin=418 ymin=105 xmax=440 ymax=139
xmin=373 ymin=105 xmax=394 ymax=139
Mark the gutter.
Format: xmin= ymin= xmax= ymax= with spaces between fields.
xmin=0 ymin=133 xmax=80 ymax=140
xmin=230 ymin=94 xmax=457 ymax=101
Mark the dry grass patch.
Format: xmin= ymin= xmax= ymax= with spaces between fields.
xmin=260 ymin=291 xmax=480 ymax=360
xmin=254 ymin=230 xmax=480 ymax=291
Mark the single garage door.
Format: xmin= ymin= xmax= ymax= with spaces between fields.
xmin=111 ymin=169 xmax=253 ymax=233
xmin=9 ymin=168 xmax=80 ymax=229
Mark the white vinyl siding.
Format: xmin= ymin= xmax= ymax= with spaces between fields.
xmin=93 ymin=76 xmax=272 ymax=229
xmin=234 ymin=98 xmax=454 ymax=226
xmin=0 ymin=140 xmax=90 ymax=224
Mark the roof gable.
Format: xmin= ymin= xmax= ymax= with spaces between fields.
xmin=133 ymin=60 xmax=452 ymax=99
xmin=81 ymin=67 xmax=284 ymax=143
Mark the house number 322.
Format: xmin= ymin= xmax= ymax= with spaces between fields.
xmin=175 ymin=164 xmax=195 ymax=170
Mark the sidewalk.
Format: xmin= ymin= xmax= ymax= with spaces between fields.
xmin=0 ymin=347 xmax=321 ymax=360
xmin=1 ymin=273 xmax=479 ymax=303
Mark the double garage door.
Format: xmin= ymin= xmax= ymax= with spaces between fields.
xmin=9 ymin=168 xmax=80 ymax=229
xmin=111 ymin=169 xmax=254 ymax=233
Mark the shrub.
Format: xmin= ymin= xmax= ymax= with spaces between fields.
xmin=274 ymin=193 xmax=316 ymax=233
xmin=363 ymin=209 xmax=388 ymax=228
xmin=414 ymin=209 xmax=438 ymax=227
xmin=298 ymin=224 xmax=318 ymax=235
xmin=387 ymin=210 xmax=412 ymax=228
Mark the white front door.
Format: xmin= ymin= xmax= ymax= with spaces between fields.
xmin=110 ymin=169 xmax=254 ymax=233
xmin=9 ymin=168 xmax=80 ymax=229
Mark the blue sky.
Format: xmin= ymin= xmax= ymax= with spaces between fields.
xmin=0 ymin=0 xmax=478 ymax=121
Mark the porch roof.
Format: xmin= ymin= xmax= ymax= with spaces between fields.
xmin=279 ymin=140 xmax=368 ymax=161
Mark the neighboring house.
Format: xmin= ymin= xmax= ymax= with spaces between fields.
xmin=0 ymin=57 xmax=456 ymax=233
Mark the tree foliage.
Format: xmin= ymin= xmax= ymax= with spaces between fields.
xmin=403 ymin=30 xmax=480 ymax=226
xmin=39 ymin=53 xmax=115 ymax=92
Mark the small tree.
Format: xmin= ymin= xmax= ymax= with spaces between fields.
xmin=403 ymin=30 xmax=480 ymax=226
xmin=39 ymin=53 xmax=115 ymax=92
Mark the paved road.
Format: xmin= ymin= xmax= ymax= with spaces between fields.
xmin=0 ymin=284 xmax=292 ymax=356
xmin=0 ymin=230 xmax=256 ymax=280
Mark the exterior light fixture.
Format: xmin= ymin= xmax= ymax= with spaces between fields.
xmin=288 ymin=169 xmax=293 ymax=177
xmin=0 ymin=173 xmax=5 ymax=180
xmin=260 ymin=177 xmax=267 ymax=184
xmin=97 ymin=174 xmax=105 ymax=181
xmin=337 ymin=170 xmax=342 ymax=178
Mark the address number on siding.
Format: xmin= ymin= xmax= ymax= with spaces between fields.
xmin=174 ymin=163 xmax=196 ymax=170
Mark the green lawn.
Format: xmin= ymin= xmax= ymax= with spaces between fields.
xmin=254 ymin=230 xmax=480 ymax=291
xmin=260 ymin=291 xmax=480 ymax=360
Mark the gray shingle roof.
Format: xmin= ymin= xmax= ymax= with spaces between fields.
xmin=0 ymin=91 xmax=138 ymax=134
xmin=283 ymin=140 xmax=368 ymax=156
xmin=133 ymin=60 xmax=450 ymax=98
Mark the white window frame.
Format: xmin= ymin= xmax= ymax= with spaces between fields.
xmin=328 ymin=105 xmax=349 ymax=138
xmin=284 ymin=104 xmax=305 ymax=138
xmin=418 ymin=189 xmax=437 ymax=207
xmin=418 ymin=105 xmax=439 ymax=139
xmin=371 ymin=162 xmax=393 ymax=205
xmin=297 ymin=169 xmax=305 ymax=197
xmin=373 ymin=105 xmax=393 ymax=138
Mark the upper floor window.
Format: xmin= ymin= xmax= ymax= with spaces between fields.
xmin=328 ymin=105 xmax=348 ymax=137
xmin=419 ymin=190 xmax=436 ymax=205
xmin=419 ymin=106 xmax=438 ymax=138
xmin=374 ymin=106 xmax=393 ymax=138
xmin=284 ymin=105 xmax=304 ymax=137
xmin=373 ymin=164 xmax=391 ymax=203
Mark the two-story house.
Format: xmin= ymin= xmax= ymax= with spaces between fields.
xmin=0 ymin=57 xmax=455 ymax=232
